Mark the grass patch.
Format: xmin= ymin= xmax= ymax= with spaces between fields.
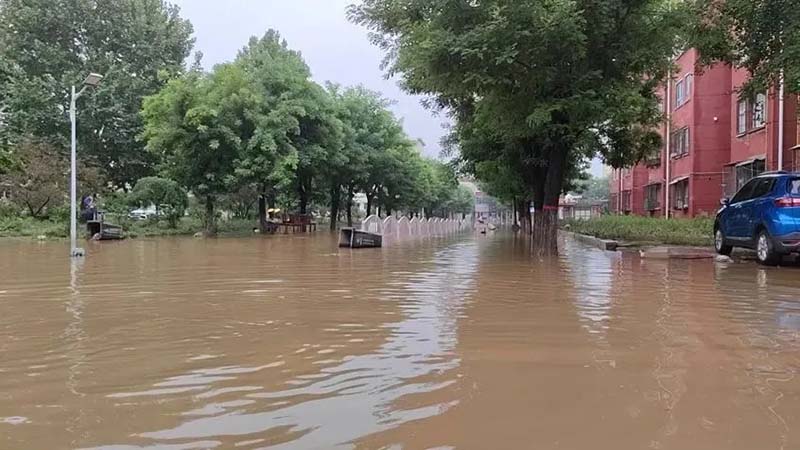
xmin=0 ymin=215 xmax=259 ymax=240
xmin=0 ymin=216 xmax=68 ymax=238
xmin=564 ymin=215 xmax=714 ymax=246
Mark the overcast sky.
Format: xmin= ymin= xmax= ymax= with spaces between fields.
xmin=171 ymin=0 xmax=604 ymax=176
xmin=170 ymin=0 xmax=448 ymax=158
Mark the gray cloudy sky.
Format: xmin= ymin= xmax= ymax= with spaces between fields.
xmin=171 ymin=0 xmax=448 ymax=157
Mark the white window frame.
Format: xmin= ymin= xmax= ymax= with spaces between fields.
xmin=672 ymin=179 xmax=689 ymax=210
xmin=674 ymin=73 xmax=693 ymax=107
xmin=645 ymin=184 xmax=662 ymax=210
xmin=622 ymin=190 xmax=632 ymax=212
xmin=675 ymin=79 xmax=685 ymax=106
xmin=670 ymin=127 xmax=690 ymax=158
xmin=684 ymin=74 xmax=693 ymax=104
xmin=737 ymin=99 xmax=748 ymax=135
xmin=752 ymin=93 xmax=767 ymax=129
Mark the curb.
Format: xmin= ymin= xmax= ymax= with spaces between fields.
xmin=561 ymin=231 xmax=618 ymax=251
xmin=638 ymin=246 xmax=717 ymax=260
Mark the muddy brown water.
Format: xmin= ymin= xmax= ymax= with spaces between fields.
xmin=2 ymin=233 xmax=800 ymax=449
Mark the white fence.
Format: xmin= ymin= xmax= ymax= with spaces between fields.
xmin=361 ymin=215 xmax=470 ymax=241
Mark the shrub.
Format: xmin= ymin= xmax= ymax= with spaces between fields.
xmin=564 ymin=215 xmax=714 ymax=246
xmin=129 ymin=177 xmax=188 ymax=228
xmin=0 ymin=198 xmax=18 ymax=218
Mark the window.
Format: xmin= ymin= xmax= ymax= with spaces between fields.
xmin=621 ymin=191 xmax=631 ymax=212
xmin=735 ymin=158 xmax=766 ymax=191
xmin=685 ymin=73 xmax=693 ymax=100
xmin=737 ymin=100 xmax=748 ymax=135
xmin=670 ymin=127 xmax=690 ymax=157
xmin=795 ymin=148 xmax=800 ymax=172
xmin=610 ymin=194 xmax=618 ymax=212
xmin=732 ymin=179 xmax=758 ymax=204
xmin=789 ymin=178 xmax=800 ymax=195
xmin=646 ymin=149 xmax=662 ymax=167
xmin=672 ymin=179 xmax=689 ymax=209
xmin=645 ymin=184 xmax=662 ymax=210
xmin=751 ymin=178 xmax=775 ymax=199
xmin=752 ymin=93 xmax=767 ymax=129
xmin=675 ymin=74 xmax=693 ymax=107
xmin=737 ymin=93 xmax=768 ymax=135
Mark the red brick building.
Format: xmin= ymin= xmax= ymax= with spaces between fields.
xmin=610 ymin=49 xmax=799 ymax=218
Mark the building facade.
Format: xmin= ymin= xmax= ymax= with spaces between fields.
xmin=610 ymin=49 xmax=799 ymax=218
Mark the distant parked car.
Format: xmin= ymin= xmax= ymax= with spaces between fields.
xmin=714 ymin=172 xmax=800 ymax=265
xmin=128 ymin=208 xmax=154 ymax=220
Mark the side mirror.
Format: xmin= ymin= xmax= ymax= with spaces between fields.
xmin=720 ymin=198 xmax=730 ymax=206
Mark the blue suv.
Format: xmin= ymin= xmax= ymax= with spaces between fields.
xmin=715 ymin=172 xmax=800 ymax=265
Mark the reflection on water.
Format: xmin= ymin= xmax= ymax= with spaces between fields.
xmin=2 ymin=234 xmax=800 ymax=449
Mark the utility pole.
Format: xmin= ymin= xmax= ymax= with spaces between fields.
xmin=69 ymin=73 xmax=104 ymax=258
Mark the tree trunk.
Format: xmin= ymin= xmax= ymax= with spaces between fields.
xmin=512 ymin=197 xmax=518 ymax=229
xmin=346 ymin=185 xmax=354 ymax=227
xmin=514 ymin=198 xmax=528 ymax=233
xmin=28 ymin=197 xmax=50 ymax=219
xmin=533 ymin=143 xmax=568 ymax=255
xmin=204 ymin=194 xmax=216 ymax=236
xmin=299 ymin=188 xmax=308 ymax=215
xmin=365 ymin=194 xmax=373 ymax=217
xmin=329 ymin=184 xmax=340 ymax=231
xmin=267 ymin=192 xmax=276 ymax=218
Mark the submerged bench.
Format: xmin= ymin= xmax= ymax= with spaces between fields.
xmin=280 ymin=214 xmax=317 ymax=233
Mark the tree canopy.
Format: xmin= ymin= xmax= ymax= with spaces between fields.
xmin=350 ymin=0 xmax=687 ymax=250
xmin=140 ymin=29 xmax=464 ymax=234
xmin=692 ymin=0 xmax=799 ymax=94
xmin=128 ymin=176 xmax=188 ymax=228
xmin=0 ymin=0 xmax=194 ymax=188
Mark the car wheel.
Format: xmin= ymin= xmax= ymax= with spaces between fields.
xmin=756 ymin=229 xmax=780 ymax=266
xmin=714 ymin=227 xmax=733 ymax=256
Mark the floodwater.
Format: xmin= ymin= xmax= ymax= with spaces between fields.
xmin=2 ymin=233 xmax=800 ymax=450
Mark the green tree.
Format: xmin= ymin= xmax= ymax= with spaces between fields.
xmin=692 ymin=0 xmax=799 ymax=94
xmin=0 ymin=0 xmax=194 ymax=188
xmin=289 ymin=85 xmax=344 ymax=217
xmin=327 ymin=84 xmax=415 ymax=227
xmin=128 ymin=177 xmax=188 ymax=228
xmin=232 ymin=31 xmax=316 ymax=231
xmin=351 ymin=0 xmax=685 ymax=252
xmin=234 ymin=33 xmax=344 ymax=219
xmin=447 ymin=185 xmax=476 ymax=219
xmin=141 ymin=64 xmax=259 ymax=235
xmin=5 ymin=140 xmax=68 ymax=218
xmin=4 ymin=139 xmax=101 ymax=218
xmin=575 ymin=176 xmax=610 ymax=201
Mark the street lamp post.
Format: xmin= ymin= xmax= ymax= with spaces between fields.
xmin=69 ymin=73 xmax=103 ymax=258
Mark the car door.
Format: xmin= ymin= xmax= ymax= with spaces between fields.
xmin=782 ymin=177 xmax=800 ymax=231
xmin=740 ymin=178 xmax=775 ymax=241
xmin=725 ymin=179 xmax=757 ymax=239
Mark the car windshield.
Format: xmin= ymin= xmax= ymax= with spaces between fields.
xmin=789 ymin=178 xmax=800 ymax=196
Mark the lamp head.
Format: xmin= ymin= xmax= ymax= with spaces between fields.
xmin=83 ymin=73 xmax=104 ymax=88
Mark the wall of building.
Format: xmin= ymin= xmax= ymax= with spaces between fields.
xmin=693 ymin=63 xmax=732 ymax=174
xmin=668 ymin=50 xmax=697 ymax=183
xmin=608 ymin=52 xmax=799 ymax=219
xmin=690 ymin=173 xmax=725 ymax=217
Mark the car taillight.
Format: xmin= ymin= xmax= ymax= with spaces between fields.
xmin=774 ymin=197 xmax=800 ymax=207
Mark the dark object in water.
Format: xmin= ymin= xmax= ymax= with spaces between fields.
xmin=339 ymin=228 xmax=382 ymax=248
xmin=86 ymin=212 xmax=125 ymax=241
